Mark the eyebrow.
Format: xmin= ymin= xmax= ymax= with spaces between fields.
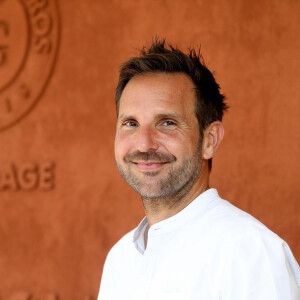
xmin=156 ymin=112 xmax=184 ymax=121
xmin=118 ymin=112 xmax=184 ymax=122
xmin=118 ymin=114 xmax=136 ymax=122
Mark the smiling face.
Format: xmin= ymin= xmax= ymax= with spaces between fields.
xmin=114 ymin=73 xmax=204 ymax=201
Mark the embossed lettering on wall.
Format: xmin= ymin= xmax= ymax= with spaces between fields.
xmin=3 ymin=292 xmax=95 ymax=300
xmin=8 ymin=292 xmax=58 ymax=300
xmin=0 ymin=161 xmax=56 ymax=191
xmin=0 ymin=0 xmax=60 ymax=132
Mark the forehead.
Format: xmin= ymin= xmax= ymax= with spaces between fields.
xmin=119 ymin=73 xmax=197 ymax=116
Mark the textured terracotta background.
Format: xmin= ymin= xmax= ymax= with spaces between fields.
xmin=0 ymin=0 xmax=299 ymax=299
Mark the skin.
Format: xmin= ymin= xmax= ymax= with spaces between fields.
xmin=115 ymin=73 xmax=224 ymax=227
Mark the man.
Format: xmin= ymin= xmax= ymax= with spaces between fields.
xmin=97 ymin=39 xmax=300 ymax=299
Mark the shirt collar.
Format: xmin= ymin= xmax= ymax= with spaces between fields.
xmin=132 ymin=188 xmax=219 ymax=254
xmin=133 ymin=217 xmax=148 ymax=254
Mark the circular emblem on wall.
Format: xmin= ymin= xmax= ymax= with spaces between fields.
xmin=0 ymin=0 xmax=59 ymax=132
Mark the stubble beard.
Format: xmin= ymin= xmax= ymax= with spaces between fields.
xmin=115 ymin=141 xmax=203 ymax=207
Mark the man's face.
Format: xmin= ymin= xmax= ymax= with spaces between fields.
xmin=114 ymin=73 xmax=203 ymax=200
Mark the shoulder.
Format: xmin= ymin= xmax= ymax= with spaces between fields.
xmin=193 ymin=191 xmax=295 ymax=263
xmin=201 ymin=193 xmax=280 ymax=242
xmin=107 ymin=228 xmax=135 ymax=255
xmin=207 ymin=194 xmax=299 ymax=284
xmin=103 ymin=227 xmax=138 ymax=270
xmin=198 ymin=193 xmax=300 ymax=295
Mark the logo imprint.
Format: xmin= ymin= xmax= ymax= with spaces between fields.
xmin=0 ymin=0 xmax=60 ymax=132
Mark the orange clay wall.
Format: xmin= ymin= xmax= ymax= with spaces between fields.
xmin=0 ymin=0 xmax=299 ymax=299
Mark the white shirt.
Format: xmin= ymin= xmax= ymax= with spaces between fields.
xmin=97 ymin=189 xmax=300 ymax=300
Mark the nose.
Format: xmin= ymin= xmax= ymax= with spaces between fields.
xmin=135 ymin=126 xmax=159 ymax=152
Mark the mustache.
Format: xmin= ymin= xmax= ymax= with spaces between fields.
xmin=124 ymin=151 xmax=176 ymax=163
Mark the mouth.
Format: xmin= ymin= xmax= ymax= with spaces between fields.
xmin=131 ymin=161 xmax=168 ymax=171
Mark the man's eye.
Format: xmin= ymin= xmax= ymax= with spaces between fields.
xmin=124 ymin=121 xmax=138 ymax=127
xmin=162 ymin=120 xmax=176 ymax=126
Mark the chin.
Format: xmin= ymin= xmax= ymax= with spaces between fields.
xmin=133 ymin=184 xmax=177 ymax=200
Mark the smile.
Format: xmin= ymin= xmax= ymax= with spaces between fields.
xmin=132 ymin=161 xmax=168 ymax=171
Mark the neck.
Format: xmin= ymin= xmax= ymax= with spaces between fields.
xmin=142 ymin=161 xmax=210 ymax=227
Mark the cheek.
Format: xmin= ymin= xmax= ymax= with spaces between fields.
xmin=114 ymin=133 xmax=131 ymax=157
xmin=161 ymin=133 xmax=198 ymax=158
xmin=159 ymin=138 xmax=186 ymax=159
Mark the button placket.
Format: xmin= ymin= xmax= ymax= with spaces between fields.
xmin=143 ymin=232 xmax=163 ymax=299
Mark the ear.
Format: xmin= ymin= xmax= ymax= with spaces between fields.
xmin=202 ymin=121 xmax=224 ymax=160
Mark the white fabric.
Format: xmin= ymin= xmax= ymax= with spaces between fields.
xmin=97 ymin=189 xmax=300 ymax=300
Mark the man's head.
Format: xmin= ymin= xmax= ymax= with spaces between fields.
xmin=116 ymin=39 xmax=228 ymax=142
xmin=114 ymin=39 xmax=227 ymax=202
